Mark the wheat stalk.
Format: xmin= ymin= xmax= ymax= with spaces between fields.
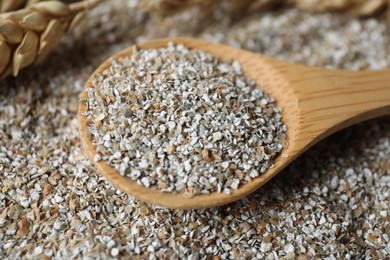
xmin=295 ymin=0 xmax=388 ymax=15
xmin=144 ymin=0 xmax=389 ymax=17
xmin=0 ymin=0 xmax=102 ymax=79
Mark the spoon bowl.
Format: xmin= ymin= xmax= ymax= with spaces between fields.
xmin=79 ymin=38 xmax=390 ymax=209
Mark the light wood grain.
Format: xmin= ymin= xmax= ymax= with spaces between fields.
xmin=79 ymin=38 xmax=390 ymax=209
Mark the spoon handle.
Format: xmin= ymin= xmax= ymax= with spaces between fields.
xmin=268 ymin=60 xmax=390 ymax=150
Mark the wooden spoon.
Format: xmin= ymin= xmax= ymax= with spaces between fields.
xmin=79 ymin=38 xmax=390 ymax=209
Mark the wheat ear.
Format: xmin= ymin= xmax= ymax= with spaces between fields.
xmin=144 ymin=0 xmax=388 ymax=17
xmin=0 ymin=0 xmax=45 ymax=13
xmin=0 ymin=0 xmax=102 ymax=79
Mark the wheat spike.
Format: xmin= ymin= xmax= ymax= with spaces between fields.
xmin=144 ymin=0 xmax=389 ymax=17
xmin=0 ymin=0 xmax=43 ymax=13
xmin=295 ymin=0 xmax=387 ymax=15
xmin=0 ymin=0 xmax=102 ymax=79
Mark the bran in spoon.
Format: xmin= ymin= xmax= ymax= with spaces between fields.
xmin=87 ymin=44 xmax=286 ymax=194
xmin=84 ymin=42 xmax=286 ymax=195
